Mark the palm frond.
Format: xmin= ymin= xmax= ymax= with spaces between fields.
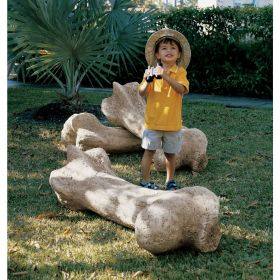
xmin=107 ymin=8 xmax=158 ymax=72
xmin=8 ymin=0 xmax=158 ymax=100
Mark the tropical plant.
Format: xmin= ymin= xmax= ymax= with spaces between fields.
xmin=8 ymin=0 xmax=157 ymax=104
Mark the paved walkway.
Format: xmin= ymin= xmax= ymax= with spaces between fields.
xmin=184 ymin=92 xmax=272 ymax=109
xmin=8 ymin=80 xmax=272 ymax=109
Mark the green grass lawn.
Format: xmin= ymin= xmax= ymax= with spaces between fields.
xmin=8 ymin=87 xmax=272 ymax=279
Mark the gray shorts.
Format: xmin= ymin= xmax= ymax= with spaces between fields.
xmin=141 ymin=129 xmax=183 ymax=154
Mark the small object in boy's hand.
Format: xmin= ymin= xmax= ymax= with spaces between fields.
xmin=146 ymin=75 xmax=154 ymax=82
xmin=146 ymin=65 xmax=155 ymax=82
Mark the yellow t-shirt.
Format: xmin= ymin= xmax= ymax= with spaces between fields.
xmin=140 ymin=65 xmax=189 ymax=131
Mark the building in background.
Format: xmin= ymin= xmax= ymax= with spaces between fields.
xmin=137 ymin=0 xmax=272 ymax=11
xmin=197 ymin=0 xmax=272 ymax=8
xmin=197 ymin=0 xmax=217 ymax=7
xmin=161 ymin=0 xmax=198 ymax=9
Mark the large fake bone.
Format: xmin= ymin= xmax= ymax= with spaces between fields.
xmin=61 ymin=82 xmax=208 ymax=172
xmin=154 ymin=127 xmax=208 ymax=172
xmin=101 ymin=82 xmax=146 ymax=138
xmin=61 ymin=113 xmax=141 ymax=153
xmin=61 ymin=111 xmax=208 ymax=172
xmin=102 ymin=82 xmax=208 ymax=172
xmin=49 ymin=145 xmax=221 ymax=254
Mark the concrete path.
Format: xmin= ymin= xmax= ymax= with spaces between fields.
xmin=184 ymin=93 xmax=272 ymax=109
xmin=8 ymin=80 xmax=272 ymax=109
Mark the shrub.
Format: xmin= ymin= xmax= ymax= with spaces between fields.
xmin=11 ymin=5 xmax=272 ymax=99
xmin=158 ymin=6 xmax=272 ymax=98
xmin=8 ymin=0 xmax=157 ymax=102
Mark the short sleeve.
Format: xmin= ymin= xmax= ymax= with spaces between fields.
xmin=176 ymin=67 xmax=189 ymax=93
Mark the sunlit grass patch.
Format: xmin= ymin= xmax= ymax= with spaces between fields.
xmin=221 ymin=224 xmax=272 ymax=243
xmin=8 ymin=88 xmax=272 ymax=279
xmin=38 ymin=128 xmax=59 ymax=139
xmin=8 ymin=170 xmax=25 ymax=180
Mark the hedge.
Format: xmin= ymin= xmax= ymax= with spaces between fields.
xmin=157 ymin=6 xmax=272 ymax=98
xmin=15 ymin=6 xmax=272 ymax=99
xmin=94 ymin=6 xmax=273 ymax=98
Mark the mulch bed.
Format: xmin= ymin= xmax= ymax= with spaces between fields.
xmin=15 ymin=102 xmax=107 ymax=123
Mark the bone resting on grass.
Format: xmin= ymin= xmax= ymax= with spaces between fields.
xmin=101 ymin=82 xmax=146 ymax=138
xmin=102 ymin=82 xmax=209 ymax=172
xmin=61 ymin=82 xmax=208 ymax=172
xmin=61 ymin=113 xmax=141 ymax=153
xmin=49 ymin=145 xmax=221 ymax=254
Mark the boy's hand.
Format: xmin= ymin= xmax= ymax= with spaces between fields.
xmin=154 ymin=65 xmax=164 ymax=77
xmin=144 ymin=66 xmax=153 ymax=79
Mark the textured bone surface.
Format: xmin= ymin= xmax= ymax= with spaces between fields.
xmin=61 ymin=82 xmax=208 ymax=172
xmin=101 ymin=82 xmax=146 ymax=138
xmin=154 ymin=127 xmax=208 ymax=172
xmin=61 ymin=112 xmax=141 ymax=152
xmin=101 ymin=82 xmax=208 ymax=172
xmin=49 ymin=145 xmax=221 ymax=254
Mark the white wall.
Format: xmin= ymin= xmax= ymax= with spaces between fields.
xmin=197 ymin=0 xmax=217 ymax=8
xmin=194 ymin=0 xmax=272 ymax=8
xmin=255 ymin=0 xmax=272 ymax=7
xmin=218 ymin=0 xmax=234 ymax=7
xmin=217 ymin=0 xmax=272 ymax=6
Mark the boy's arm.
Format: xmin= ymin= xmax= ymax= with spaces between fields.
xmin=162 ymin=73 xmax=187 ymax=94
xmin=139 ymin=79 xmax=149 ymax=96
xmin=139 ymin=68 xmax=152 ymax=96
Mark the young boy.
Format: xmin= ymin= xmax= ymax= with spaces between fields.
xmin=138 ymin=28 xmax=191 ymax=190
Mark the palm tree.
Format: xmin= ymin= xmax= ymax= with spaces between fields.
xmin=8 ymin=0 xmax=157 ymax=104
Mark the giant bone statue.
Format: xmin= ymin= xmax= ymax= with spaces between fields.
xmin=102 ymin=82 xmax=208 ymax=172
xmin=61 ymin=113 xmax=141 ymax=153
xmin=50 ymin=145 xmax=221 ymax=254
xmin=61 ymin=82 xmax=208 ymax=172
xmin=153 ymin=127 xmax=208 ymax=172
xmin=101 ymin=82 xmax=146 ymax=138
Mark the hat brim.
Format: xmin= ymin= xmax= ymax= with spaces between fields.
xmin=145 ymin=29 xmax=191 ymax=68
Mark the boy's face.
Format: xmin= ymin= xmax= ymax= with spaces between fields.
xmin=156 ymin=41 xmax=181 ymax=66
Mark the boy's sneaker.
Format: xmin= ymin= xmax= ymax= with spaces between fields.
xmin=139 ymin=181 xmax=160 ymax=190
xmin=166 ymin=179 xmax=178 ymax=191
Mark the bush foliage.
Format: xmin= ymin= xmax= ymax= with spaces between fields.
xmin=86 ymin=6 xmax=273 ymax=98
xmin=84 ymin=6 xmax=273 ymax=99
xmin=12 ymin=5 xmax=272 ymax=98
xmin=158 ymin=6 xmax=272 ymax=98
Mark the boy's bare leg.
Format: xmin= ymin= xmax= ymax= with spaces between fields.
xmin=141 ymin=149 xmax=156 ymax=182
xmin=164 ymin=152 xmax=176 ymax=182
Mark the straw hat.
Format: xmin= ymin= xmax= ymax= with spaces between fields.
xmin=145 ymin=28 xmax=191 ymax=68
